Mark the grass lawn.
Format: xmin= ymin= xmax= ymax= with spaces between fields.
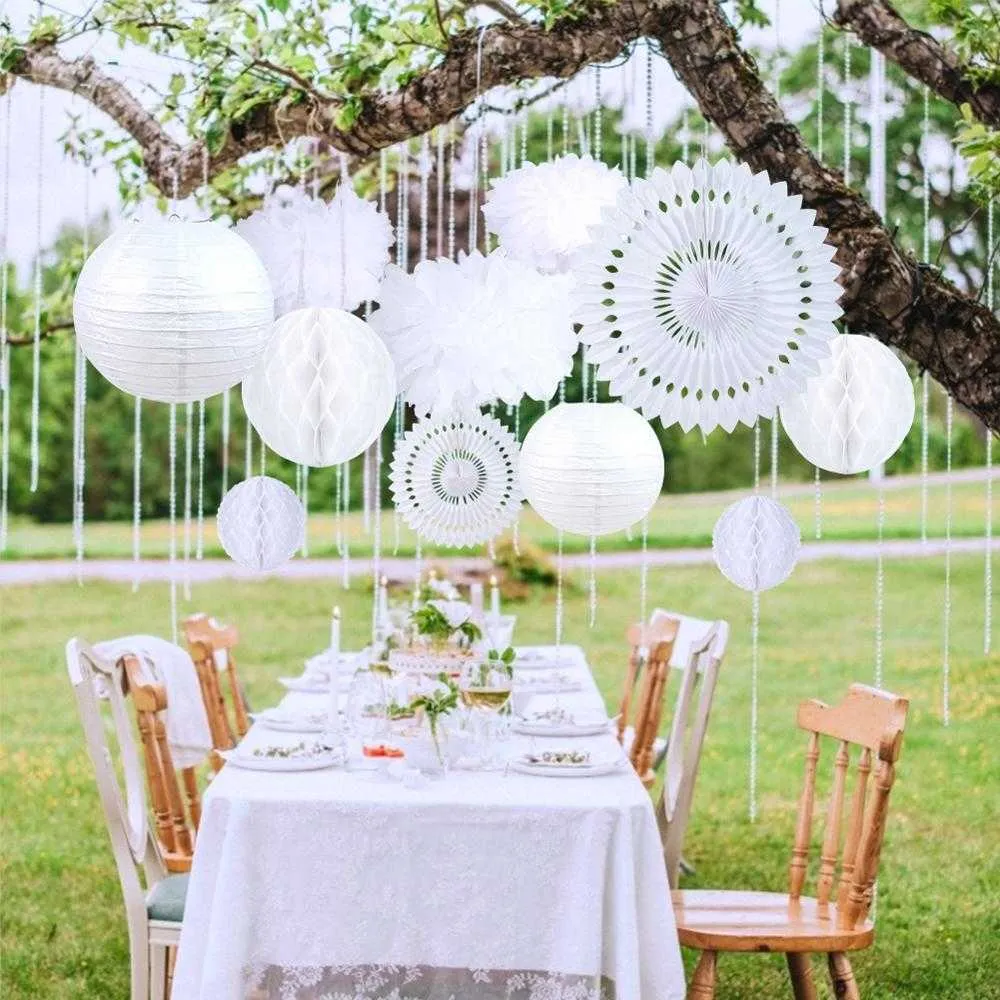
xmin=5 ymin=474 xmax=995 ymax=560
xmin=1 ymin=555 xmax=998 ymax=998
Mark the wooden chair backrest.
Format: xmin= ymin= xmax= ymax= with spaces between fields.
xmin=182 ymin=613 xmax=249 ymax=761
xmin=651 ymin=615 xmax=729 ymax=887
xmin=65 ymin=639 xmax=167 ymax=941
xmin=789 ymin=683 xmax=909 ymax=929
xmin=617 ymin=618 xmax=680 ymax=745
xmin=628 ymin=617 xmax=681 ymax=786
xmin=119 ymin=653 xmax=200 ymax=873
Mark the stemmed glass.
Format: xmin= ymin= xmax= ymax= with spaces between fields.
xmin=458 ymin=658 xmax=513 ymax=769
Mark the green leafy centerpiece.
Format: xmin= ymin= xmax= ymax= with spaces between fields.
xmin=389 ymin=599 xmax=484 ymax=675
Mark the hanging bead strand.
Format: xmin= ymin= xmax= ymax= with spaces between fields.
xmin=196 ymin=400 xmax=205 ymax=559
xmin=168 ymin=403 xmax=178 ymax=641
xmin=985 ymin=196 xmax=995 ymax=656
xmin=0 ymin=97 xmax=10 ymax=553
xmin=131 ymin=398 xmax=142 ymax=592
xmin=73 ymin=124 xmax=91 ymax=581
xmin=943 ymin=394 xmax=953 ymax=724
xmin=182 ymin=401 xmax=193 ymax=600
xmin=749 ymin=417 xmax=762 ymax=822
xmin=29 ymin=37 xmax=45 ymax=493
xmin=920 ymin=88 xmax=932 ymax=543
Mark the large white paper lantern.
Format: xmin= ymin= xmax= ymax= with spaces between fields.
xmin=216 ymin=476 xmax=305 ymax=571
xmin=519 ymin=403 xmax=663 ymax=536
xmin=483 ymin=154 xmax=627 ymax=273
xmin=573 ymin=158 xmax=842 ymax=434
xmin=369 ymin=249 xmax=575 ymax=417
xmin=712 ymin=496 xmax=800 ymax=591
xmin=242 ymin=308 xmax=396 ymax=467
xmin=235 ymin=184 xmax=394 ymax=316
xmin=73 ymin=220 xmax=274 ymax=403
xmin=779 ymin=334 xmax=915 ymax=475
xmin=390 ymin=412 xmax=521 ymax=547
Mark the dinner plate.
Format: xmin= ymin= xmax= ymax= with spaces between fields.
xmin=254 ymin=708 xmax=329 ymax=733
xmin=512 ymin=718 xmax=610 ymax=738
xmin=514 ymin=648 xmax=578 ymax=671
xmin=218 ymin=746 xmax=345 ymax=772
xmin=507 ymin=755 xmax=624 ymax=778
xmin=279 ymin=675 xmax=353 ymax=694
xmin=304 ymin=650 xmax=363 ymax=677
xmin=514 ymin=675 xmax=584 ymax=695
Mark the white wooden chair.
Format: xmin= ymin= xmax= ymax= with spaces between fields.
xmin=648 ymin=609 xmax=729 ymax=889
xmin=65 ymin=638 xmax=186 ymax=1000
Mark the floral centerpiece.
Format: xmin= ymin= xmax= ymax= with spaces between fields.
xmin=389 ymin=599 xmax=483 ymax=674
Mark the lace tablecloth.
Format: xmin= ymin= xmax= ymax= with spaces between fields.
xmin=171 ymin=645 xmax=684 ymax=1000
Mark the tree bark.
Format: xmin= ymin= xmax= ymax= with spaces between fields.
xmin=834 ymin=0 xmax=1000 ymax=129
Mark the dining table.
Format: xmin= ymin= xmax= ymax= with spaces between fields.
xmin=171 ymin=644 xmax=686 ymax=1000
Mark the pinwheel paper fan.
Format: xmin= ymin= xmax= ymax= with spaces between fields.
xmin=389 ymin=412 xmax=522 ymax=548
xmin=573 ymin=158 xmax=842 ymax=435
xmin=483 ymin=154 xmax=627 ymax=273
xmin=236 ymin=184 xmax=394 ymax=316
xmin=370 ymin=249 xmax=575 ymax=417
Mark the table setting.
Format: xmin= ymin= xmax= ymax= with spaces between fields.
xmin=171 ymin=584 xmax=684 ymax=1000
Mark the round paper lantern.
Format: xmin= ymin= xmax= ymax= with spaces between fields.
xmin=242 ymin=308 xmax=396 ymax=467
xmin=217 ymin=476 xmax=305 ymax=571
xmin=73 ymin=219 xmax=274 ymax=403
xmin=779 ymin=334 xmax=915 ymax=475
xmin=573 ymin=158 xmax=842 ymax=434
xmin=519 ymin=403 xmax=663 ymax=536
xmin=389 ymin=412 xmax=521 ymax=547
xmin=712 ymin=496 xmax=800 ymax=591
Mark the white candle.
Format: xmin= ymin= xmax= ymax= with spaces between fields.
xmin=469 ymin=582 xmax=484 ymax=621
xmin=328 ymin=607 xmax=342 ymax=737
xmin=378 ymin=575 xmax=390 ymax=628
xmin=490 ymin=574 xmax=501 ymax=620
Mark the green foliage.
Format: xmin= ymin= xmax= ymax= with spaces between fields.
xmin=410 ymin=604 xmax=482 ymax=647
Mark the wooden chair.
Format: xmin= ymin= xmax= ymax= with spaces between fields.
xmin=673 ymin=683 xmax=909 ymax=1000
xmin=652 ymin=616 xmax=728 ymax=888
xmin=65 ymin=638 xmax=187 ymax=1000
xmin=617 ymin=617 xmax=680 ymax=748
xmin=182 ymin=613 xmax=250 ymax=768
xmin=626 ymin=617 xmax=680 ymax=785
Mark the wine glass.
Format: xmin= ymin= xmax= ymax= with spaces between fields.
xmin=458 ymin=658 xmax=513 ymax=768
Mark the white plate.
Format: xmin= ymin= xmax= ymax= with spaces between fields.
xmin=218 ymin=747 xmax=344 ymax=772
xmin=512 ymin=718 xmax=610 ymax=738
xmin=508 ymin=756 xmax=624 ymax=778
xmin=254 ymin=709 xmax=329 ymax=733
xmin=279 ymin=675 xmax=352 ymax=694
xmin=304 ymin=651 xmax=363 ymax=677
xmin=514 ymin=679 xmax=584 ymax=695
xmin=515 ymin=649 xmax=577 ymax=670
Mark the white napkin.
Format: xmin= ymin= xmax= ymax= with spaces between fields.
xmin=95 ymin=635 xmax=213 ymax=769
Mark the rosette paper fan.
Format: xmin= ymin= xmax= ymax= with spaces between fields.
xmin=236 ymin=184 xmax=393 ymax=316
xmin=389 ymin=412 xmax=522 ymax=548
xmin=779 ymin=334 xmax=915 ymax=475
xmin=370 ymin=250 xmax=575 ymax=417
xmin=712 ymin=495 xmax=801 ymax=592
xmin=483 ymin=154 xmax=627 ymax=273
xmin=574 ymin=158 xmax=842 ymax=435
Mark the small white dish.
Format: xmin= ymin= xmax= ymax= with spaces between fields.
xmin=278 ymin=675 xmax=352 ymax=694
xmin=254 ymin=708 xmax=329 ymax=733
xmin=508 ymin=755 xmax=624 ymax=779
xmin=512 ymin=717 xmax=609 ymax=738
xmin=219 ymin=745 xmax=344 ymax=772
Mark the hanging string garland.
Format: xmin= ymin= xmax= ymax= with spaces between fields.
xmin=519 ymin=402 xmax=663 ymax=537
xmin=131 ymin=397 xmax=142 ymax=592
xmin=942 ymin=394 xmax=953 ymax=725
xmin=780 ymin=335 xmax=915 ymax=475
xmin=919 ymin=87 xmax=933 ymax=544
xmin=236 ymin=184 xmax=393 ymax=316
xmin=242 ymin=307 xmax=396 ymax=467
xmin=0 ymin=96 xmax=10 ymax=553
xmin=196 ymin=399 xmax=205 ymax=560
xmin=73 ymin=220 xmax=274 ymax=403
xmin=370 ymin=249 xmax=575 ymax=418
xmin=217 ymin=475 xmax=306 ymax=572
xmin=183 ymin=401 xmax=193 ymax=600
xmin=72 ymin=113 xmax=91 ymax=581
xmin=389 ymin=411 xmax=521 ymax=548
xmin=573 ymin=158 xmax=842 ymax=435
xmin=986 ymin=197 xmax=995 ymax=656
xmin=168 ymin=404 xmax=178 ymax=640
xmin=481 ymin=154 xmax=626 ymax=274
xmin=30 ymin=57 xmax=45 ymax=492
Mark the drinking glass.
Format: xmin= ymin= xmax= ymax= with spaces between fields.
xmin=458 ymin=659 xmax=513 ymax=768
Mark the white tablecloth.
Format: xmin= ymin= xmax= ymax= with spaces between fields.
xmin=172 ymin=646 xmax=684 ymax=1000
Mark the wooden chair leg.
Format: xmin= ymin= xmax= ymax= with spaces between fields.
xmin=787 ymin=953 xmax=817 ymax=1000
xmin=689 ymin=950 xmax=718 ymax=1000
xmin=828 ymin=952 xmax=861 ymax=1000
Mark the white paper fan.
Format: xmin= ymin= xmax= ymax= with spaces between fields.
xmin=389 ymin=412 xmax=522 ymax=548
xmin=236 ymin=184 xmax=394 ymax=316
xmin=574 ymin=158 xmax=843 ymax=434
xmin=483 ymin=154 xmax=627 ymax=273
xmin=370 ymin=249 xmax=575 ymax=417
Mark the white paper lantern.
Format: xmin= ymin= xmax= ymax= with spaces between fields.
xmin=216 ymin=476 xmax=305 ymax=571
xmin=573 ymin=158 xmax=842 ymax=434
xmin=483 ymin=154 xmax=627 ymax=273
xmin=242 ymin=308 xmax=396 ymax=467
xmin=712 ymin=496 xmax=800 ymax=592
xmin=235 ymin=184 xmax=393 ymax=316
xmin=72 ymin=220 xmax=274 ymax=403
xmin=779 ymin=334 xmax=915 ymax=475
xmin=519 ymin=403 xmax=663 ymax=536
xmin=369 ymin=250 xmax=575 ymax=417
xmin=390 ymin=412 xmax=521 ymax=547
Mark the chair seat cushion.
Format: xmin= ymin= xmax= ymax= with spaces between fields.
xmin=672 ymin=889 xmax=874 ymax=953
xmin=147 ymin=873 xmax=189 ymax=923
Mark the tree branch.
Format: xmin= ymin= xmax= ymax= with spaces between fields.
xmin=649 ymin=0 xmax=1000 ymax=430
xmin=834 ymin=0 xmax=1000 ymax=128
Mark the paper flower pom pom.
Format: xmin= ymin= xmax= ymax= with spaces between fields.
xmin=390 ymin=412 xmax=522 ymax=548
xmin=574 ymin=158 xmax=842 ymax=434
xmin=217 ymin=476 xmax=305 ymax=571
xmin=483 ymin=154 xmax=627 ymax=273
xmin=712 ymin=496 xmax=800 ymax=592
xmin=236 ymin=184 xmax=393 ymax=316
xmin=370 ymin=249 xmax=575 ymax=417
